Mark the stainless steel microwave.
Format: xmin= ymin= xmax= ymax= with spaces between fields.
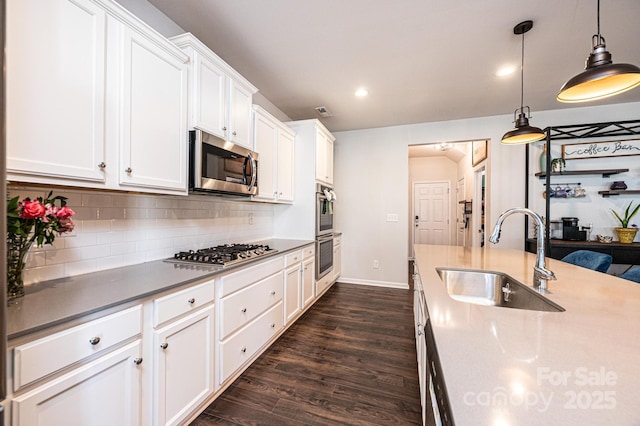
xmin=189 ymin=129 xmax=258 ymax=196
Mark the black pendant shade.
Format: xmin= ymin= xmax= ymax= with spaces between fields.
xmin=557 ymin=0 xmax=640 ymax=102
xmin=501 ymin=21 xmax=545 ymax=145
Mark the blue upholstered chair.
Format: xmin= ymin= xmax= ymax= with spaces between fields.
xmin=619 ymin=268 xmax=640 ymax=283
xmin=561 ymin=250 xmax=612 ymax=273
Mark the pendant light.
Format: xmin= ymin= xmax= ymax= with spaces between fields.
xmin=501 ymin=20 xmax=545 ymax=145
xmin=557 ymin=0 xmax=640 ymax=103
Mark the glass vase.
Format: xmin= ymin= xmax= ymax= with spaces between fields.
xmin=6 ymin=234 xmax=33 ymax=300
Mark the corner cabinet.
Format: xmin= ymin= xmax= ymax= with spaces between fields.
xmin=6 ymin=0 xmax=189 ymax=195
xmin=253 ymin=105 xmax=296 ymax=203
xmin=315 ymin=126 xmax=335 ymax=186
xmin=170 ymin=33 xmax=258 ymax=149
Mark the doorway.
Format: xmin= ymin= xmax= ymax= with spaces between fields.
xmin=413 ymin=181 xmax=451 ymax=246
xmin=456 ymin=178 xmax=466 ymax=246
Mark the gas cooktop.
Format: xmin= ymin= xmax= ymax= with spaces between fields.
xmin=167 ymin=243 xmax=277 ymax=268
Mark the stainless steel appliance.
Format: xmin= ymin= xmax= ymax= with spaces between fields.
xmin=316 ymin=234 xmax=334 ymax=279
xmin=316 ymin=184 xmax=334 ymax=236
xmin=167 ymin=243 xmax=277 ymax=268
xmin=189 ymin=129 xmax=258 ymax=196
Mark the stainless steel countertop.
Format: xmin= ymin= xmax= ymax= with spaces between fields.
xmin=7 ymin=239 xmax=314 ymax=340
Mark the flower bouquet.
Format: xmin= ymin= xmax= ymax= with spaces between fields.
xmin=6 ymin=191 xmax=76 ymax=300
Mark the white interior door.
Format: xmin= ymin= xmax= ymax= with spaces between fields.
xmin=413 ymin=182 xmax=450 ymax=246
xmin=456 ymin=178 xmax=466 ymax=246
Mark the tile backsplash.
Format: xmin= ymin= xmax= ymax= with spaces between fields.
xmin=8 ymin=184 xmax=275 ymax=286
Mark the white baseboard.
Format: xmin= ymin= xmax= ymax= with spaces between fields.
xmin=337 ymin=277 xmax=409 ymax=290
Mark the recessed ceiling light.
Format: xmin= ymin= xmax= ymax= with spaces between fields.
xmin=496 ymin=66 xmax=516 ymax=77
xmin=355 ymin=88 xmax=369 ymax=97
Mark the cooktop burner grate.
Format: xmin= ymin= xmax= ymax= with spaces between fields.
xmin=168 ymin=243 xmax=276 ymax=267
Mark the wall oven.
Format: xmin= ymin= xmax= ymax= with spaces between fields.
xmin=316 ymin=184 xmax=334 ymax=236
xmin=316 ymin=233 xmax=334 ymax=279
xmin=189 ymin=129 xmax=258 ymax=196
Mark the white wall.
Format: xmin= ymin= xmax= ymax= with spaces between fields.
xmin=334 ymin=102 xmax=640 ymax=288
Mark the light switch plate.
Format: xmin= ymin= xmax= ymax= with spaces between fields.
xmin=387 ymin=213 xmax=399 ymax=222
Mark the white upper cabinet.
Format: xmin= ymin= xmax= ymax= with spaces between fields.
xmin=6 ymin=0 xmax=108 ymax=183
xmin=252 ymin=106 xmax=295 ymax=203
xmin=5 ymin=0 xmax=189 ymax=195
xmin=117 ymin=25 xmax=188 ymax=192
xmin=315 ymin=126 xmax=335 ymax=186
xmin=171 ymin=34 xmax=258 ymax=149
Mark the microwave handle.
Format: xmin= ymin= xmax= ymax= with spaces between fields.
xmin=244 ymin=153 xmax=257 ymax=191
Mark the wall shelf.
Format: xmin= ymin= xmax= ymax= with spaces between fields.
xmin=535 ymin=168 xmax=629 ymax=179
xmin=598 ymin=189 xmax=640 ymax=197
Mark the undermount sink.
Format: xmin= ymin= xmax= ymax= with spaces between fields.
xmin=436 ymin=267 xmax=565 ymax=312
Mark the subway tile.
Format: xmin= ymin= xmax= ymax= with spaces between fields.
xmin=82 ymin=193 xmax=113 ymax=207
xmin=97 ymin=231 xmax=124 ymax=245
xmin=97 ymin=255 xmax=125 ymax=271
xmin=110 ymin=242 xmax=137 ymax=256
xmin=64 ymin=259 xmax=99 ymax=277
xmin=97 ymin=207 xmax=126 ymax=220
xmin=124 ymin=208 xmax=148 ymax=220
xmin=63 ymin=233 xmax=97 ymax=248
xmin=81 ymin=220 xmax=112 ymax=233
xmin=24 ymin=264 xmax=65 ymax=285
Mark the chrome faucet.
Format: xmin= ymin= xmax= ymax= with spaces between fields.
xmin=489 ymin=208 xmax=556 ymax=291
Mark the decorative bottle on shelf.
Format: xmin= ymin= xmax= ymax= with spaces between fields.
xmin=539 ymin=144 xmax=547 ymax=173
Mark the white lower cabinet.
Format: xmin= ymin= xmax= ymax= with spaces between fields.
xmin=219 ymin=301 xmax=283 ymax=384
xmin=12 ymin=340 xmax=143 ymax=426
xmin=153 ymin=306 xmax=215 ymax=426
xmin=151 ymin=280 xmax=215 ymax=426
xmin=302 ymin=257 xmax=315 ymax=308
xmin=332 ymin=235 xmax=342 ymax=283
xmin=284 ymin=256 xmax=302 ymax=324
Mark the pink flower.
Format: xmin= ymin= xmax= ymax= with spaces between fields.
xmin=19 ymin=200 xmax=46 ymax=219
xmin=56 ymin=206 xmax=75 ymax=219
xmin=58 ymin=218 xmax=75 ymax=234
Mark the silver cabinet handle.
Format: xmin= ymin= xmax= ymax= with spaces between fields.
xmin=160 ymin=343 xmax=168 ymax=350
xmin=89 ymin=336 xmax=101 ymax=345
xmin=241 ymin=308 xmax=247 ymax=313
xmin=98 ymin=162 xmax=106 ymax=169
xmin=125 ymin=167 xmax=132 ymax=173
xmin=133 ymin=358 xmax=143 ymax=365
xmin=188 ymin=298 xmax=195 ymax=304
xmin=241 ymin=347 xmax=247 ymax=353
xmin=417 ymin=330 xmax=424 ymax=336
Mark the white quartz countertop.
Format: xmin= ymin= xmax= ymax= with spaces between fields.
xmin=413 ymin=244 xmax=640 ymax=426
xmin=7 ymin=239 xmax=314 ymax=340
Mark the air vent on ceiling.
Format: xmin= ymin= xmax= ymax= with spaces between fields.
xmin=314 ymin=106 xmax=333 ymax=118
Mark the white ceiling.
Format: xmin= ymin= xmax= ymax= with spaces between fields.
xmin=148 ymin=0 xmax=640 ymax=132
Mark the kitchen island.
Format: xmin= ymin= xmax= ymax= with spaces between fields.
xmin=413 ymin=244 xmax=640 ymax=425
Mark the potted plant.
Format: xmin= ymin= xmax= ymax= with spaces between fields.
xmin=611 ymin=201 xmax=640 ymax=243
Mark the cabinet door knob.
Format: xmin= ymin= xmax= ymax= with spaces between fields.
xmin=232 ymin=131 xmax=237 ymax=136
xmin=241 ymin=308 xmax=247 ymax=313
xmin=222 ymin=126 xmax=227 ymax=132
xmin=89 ymin=336 xmax=101 ymax=345
xmin=188 ymin=298 xmax=195 ymax=304
xmin=133 ymin=358 xmax=143 ymax=365
xmin=270 ymin=323 xmax=276 ymax=328
xmin=241 ymin=347 xmax=247 ymax=353
xmin=160 ymin=343 xmax=169 ymax=350
xmin=270 ymin=290 xmax=276 ymax=296
xmin=98 ymin=162 xmax=106 ymax=169
xmin=125 ymin=167 xmax=132 ymax=173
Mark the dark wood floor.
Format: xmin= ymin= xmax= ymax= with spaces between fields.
xmin=192 ymin=283 xmax=421 ymax=425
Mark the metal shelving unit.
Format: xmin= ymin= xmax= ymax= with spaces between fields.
xmin=525 ymin=119 xmax=640 ymax=256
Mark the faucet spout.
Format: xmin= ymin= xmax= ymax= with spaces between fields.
xmin=489 ymin=208 xmax=556 ymax=291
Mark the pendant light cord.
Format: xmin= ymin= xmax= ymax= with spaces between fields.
xmin=520 ymin=30 xmax=525 ymax=111
xmin=596 ymin=0 xmax=602 ymax=44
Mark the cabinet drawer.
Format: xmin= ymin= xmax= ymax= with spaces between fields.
xmin=219 ymin=301 xmax=283 ymax=384
xmin=333 ymin=235 xmax=342 ymax=246
xmin=219 ymin=257 xmax=282 ymax=298
xmin=219 ymin=271 xmax=283 ymax=340
xmin=153 ymin=279 xmax=215 ymax=327
xmin=302 ymin=244 xmax=315 ymax=259
xmin=13 ymin=305 xmax=142 ymax=390
xmin=284 ymin=250 xmax=303 ymax=267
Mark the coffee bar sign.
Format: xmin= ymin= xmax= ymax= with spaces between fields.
xmin=562 ymin=138 xmax=640 ymax=160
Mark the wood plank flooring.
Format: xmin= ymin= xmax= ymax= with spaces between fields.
xmin=191 ymin=283 xmax=421 ymax=425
